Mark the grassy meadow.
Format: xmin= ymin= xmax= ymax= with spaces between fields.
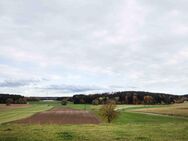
xmin=132 ymin=102 xmax=188 ymax=117
xmin=0 ymin=101 xmax=187 ymax=141
xmin=0 ymin=104 xmax=53 ymax=124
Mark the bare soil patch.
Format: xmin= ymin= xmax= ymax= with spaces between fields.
xmin=15 ymin=108 xmax=100 ymax=124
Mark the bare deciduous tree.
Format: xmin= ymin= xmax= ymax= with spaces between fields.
xmin=100 ymin=101 xmax=118 ymax=123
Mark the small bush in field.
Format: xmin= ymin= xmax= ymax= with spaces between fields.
xmin=100 ymin=100 xmax=118 ymax=123
xmin=92 ymin=99 xmax=99 ymax=105
xmin=61 ymin=100 xmax=68 ymax=105
xmin=6 ymin=98 xmax=13 ymax=106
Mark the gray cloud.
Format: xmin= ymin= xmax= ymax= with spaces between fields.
xmin=40 ymin=84 xmax=106 ymax=93
xmin=0 ymin=79 xmax=40 ymax=88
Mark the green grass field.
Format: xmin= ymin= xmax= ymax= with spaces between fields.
xmin=0 ymin=104 xmax=53 ymax=124
xmin=0 ymin=101 xmax=187 ymax=141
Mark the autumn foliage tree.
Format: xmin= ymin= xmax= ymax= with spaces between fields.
xmin=100 ymin=100 xmax=118 ymax=123
xmin=144 ymin=96 xmax=154 ymax=104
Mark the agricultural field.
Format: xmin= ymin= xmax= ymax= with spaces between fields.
xmin=15 ymin=108 xmax=100 ymax=124
xmin=0 ymin=101 xmax=188 ymax=141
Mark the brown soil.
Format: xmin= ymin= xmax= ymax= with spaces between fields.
xmin=15 ymin=108 xmax=100 ymax=124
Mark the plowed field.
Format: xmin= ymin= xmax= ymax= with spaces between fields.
xmin=15 ymin=108 xmax=100 ymax=124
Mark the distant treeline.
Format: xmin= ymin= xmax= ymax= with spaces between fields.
xmin=0 ymin=94 xmax=27 ymax=104
xmin=1 ymin=91 xmax=188 ymax=105
xmin=26 ymin=97 xmax=58 ymax=101
xmin=58 ymin=91 xmax=188 ymax=105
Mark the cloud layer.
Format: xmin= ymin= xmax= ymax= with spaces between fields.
xmin=0 ymin=0 xmax=188 ymax=96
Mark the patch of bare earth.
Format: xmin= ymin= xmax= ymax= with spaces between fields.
xmin=15 ymin=108 xmax=100 ymax=124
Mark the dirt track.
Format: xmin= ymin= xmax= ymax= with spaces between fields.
xmin=15 ymin=108 xmax=100 ymax=124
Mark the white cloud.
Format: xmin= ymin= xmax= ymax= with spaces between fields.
xmin=0 ymin=0 xmax=188 ymax=96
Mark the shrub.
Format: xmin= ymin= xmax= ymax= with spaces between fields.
xmin=6 ymin=98 xmax=13 ymax=106
xmin=92 ymin=99 xmax=99 ymax=105
xmin=100 ymin=101 xmax=118 ymax=123
xmin=61 ymin=100 xmax=68 ymax=105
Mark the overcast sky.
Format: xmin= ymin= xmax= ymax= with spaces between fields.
xmin=0 ymin=0 xmax=188 ymax=96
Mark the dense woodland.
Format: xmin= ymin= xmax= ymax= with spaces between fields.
xmin=1 ymin=91 xmax=188 ymax=105
xmin=0 ymin=94 xmax=27 ymax=104
xmin=62 ymin=91 xmax=188 ymax=105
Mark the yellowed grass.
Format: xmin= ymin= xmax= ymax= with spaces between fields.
xmin=0 ymin=104 xmax=31 ymax=111
xmin=132 ymin=102 xmax=188 ymax=117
